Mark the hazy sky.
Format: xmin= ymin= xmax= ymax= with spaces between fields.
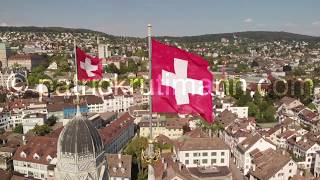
xmin=1 ymin=0 xmax=320 ymax=37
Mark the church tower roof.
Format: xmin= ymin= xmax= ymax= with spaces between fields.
xmin=58 ymin=114 xmax=103 ymax=157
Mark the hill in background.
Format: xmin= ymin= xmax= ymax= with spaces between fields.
xmin=0 ymin=26 xmax=319 ymax=43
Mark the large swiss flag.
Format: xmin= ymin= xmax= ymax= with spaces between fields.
xmin=76 ymin=47 xmax=102 ymax=81
xmin=152 ymin=39 xmax=213 ymax=122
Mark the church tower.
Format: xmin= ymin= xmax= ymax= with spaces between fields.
xmin=55 ymin=111 xmax=108 ymax=180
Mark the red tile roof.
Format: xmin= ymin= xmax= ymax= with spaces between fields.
xmin=13 ymin=136 xmax=57 ymax=165
xmin=99 ymin=112 xmax=134 ymax=146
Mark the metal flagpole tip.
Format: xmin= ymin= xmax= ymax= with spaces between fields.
xmin=147 ymin=24 xmax=152 ymax=36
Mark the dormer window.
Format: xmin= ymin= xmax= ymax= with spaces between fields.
xmin=33 ymin=153 xmax=40 ymax=160
xmin=20 ymin=151 xmax=26 ymax=158
xmin=46 ymin=155 xmax=52 ymax=162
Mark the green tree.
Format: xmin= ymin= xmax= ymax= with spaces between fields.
xmin=124 ymin=137 xmax=148 ymax=174
xmin=127 ymin=59 xmax=139 ymax=73
xmin=237 ymin=92 xmax=252 ymax=106
xmin=105 ymin=63 xmax=120 ymax=74
xmin=46 ymin=115 xmax=57 ymax=126
xmin=307 ymin=103 xmax=317 ymax=110
xmin=32 ymin=124 xmax=52 ymax=136
xmin=264 ymin=106 xmax=276 ymax=122
xmin=0 ymin=93 xmax=6 ymax=103
xmin=13 ymin=124 xmax=23 ymax=134
xmin=253 ymin=91 xmax=263 ymax=105
xmin=247 ymin=102 xmax=258 ymax=117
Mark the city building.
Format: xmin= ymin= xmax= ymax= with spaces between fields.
xmin=12 ymin=136 xmax=57 ymax=179
xmin=248 ymin=149 xmax=297 ymax=180
xmin=98 ymin=44 xmax=110 ymax=60
xmin=153 ymin=152 xmax=232 ymax=180
xmin=139 ymin=118 xmax=188 ymax=139
xmin=103 ymin=87 xmax=134 ymax=113
xmin=22 ymin=113 xmax=47 ymax=134
xmin=234 ymin=134 xmax=276 ymax=175
xmin=175 ymin=136 xmax=230 ymax=168
xmin=0 ymin=43 xmax=10 ymax=69
xmin=314 ymin=151 xmax=320 ymax=178
xmin=7 ymin=54 xmax=45 ymax=71
xmin=0 ymin=147 xmax=16 ymax=171
xmin=292 ymin=138 xmax=320 ymax=171
xmin=106 ymin=154 xmax=132 ymax=180
xmin=99 ymin=112 xmax=135 ymax=154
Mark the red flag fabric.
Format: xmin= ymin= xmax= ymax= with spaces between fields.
xmin=151 ymin=39 xmax=213 ymax=122
xmin=76 ymin=47 xmax=102 ymax=81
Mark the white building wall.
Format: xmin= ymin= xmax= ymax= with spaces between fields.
xmin=178 ymin=149 xmax=230 ymax=168
xmin=139 ymin=126 xmax=183 ymax=139
xmin=13 ymin=160 xmax=49 ymax=179
xmin=237 ymin=138 xmax=276 ymax=175
xmin=314 ymin=152 xmax=320 ymax=177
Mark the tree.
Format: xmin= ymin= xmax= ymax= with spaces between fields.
xmin=237 ymin=92 xmax=251 ymax=106
xmin=253 ymin=91 xmax=262 ymax=105
xmin=124 ymin=137 xmax=148 ymax=175
xmin=13 ymin=124 xmax=23 ymax=134
xmin=264 ymin=106 xmax=276 ymax=122
xmin=247 ymin=102 xmax=258 ymax=117
xmin=105 ymin=63 xmax=120 ymax=74
xmin=283 ymin=65 xmax=292 ymax=72
xmin=292 ymin=67 xmax=306 ymax=76
xmin=0 ymin=93 xmax=6 ymax=103
xmin=46 ymin=115 xmax=57 ymax=126
xmin=32 ymin=124 xmax=52 ymax=136
xmin=127 ymin=59 xmax=139 ymax=73
xmin=307 ymin=103 xmax=317 ymax=110
xmin=251 ymin=60 xmax=259 ymax=67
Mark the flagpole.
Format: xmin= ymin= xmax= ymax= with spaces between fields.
xmin=74 ymin=39 xmax=80 ymax=115
xmin=147 ymin=24 xmax=153 ymax=142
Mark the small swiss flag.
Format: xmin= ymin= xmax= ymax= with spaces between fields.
xmin=76 ymin=47 xmax=102 ymax=81
xmin=152 ymin=39 xmax=213 ymax=122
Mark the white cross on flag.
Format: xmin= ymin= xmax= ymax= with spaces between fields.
xmin=76 ymin=47 xmax=102 ymax=81
xmin=152 ymin=39 xmax=213 ymax=122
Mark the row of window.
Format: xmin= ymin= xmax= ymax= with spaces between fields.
xmin=185 ymin=151 xmax=225 ymax=157
xmin=185 ymin=158 xmax=225 ymax=165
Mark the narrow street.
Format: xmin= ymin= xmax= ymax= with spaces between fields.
xmin=230 ymin=158 xmax=245 ymax=180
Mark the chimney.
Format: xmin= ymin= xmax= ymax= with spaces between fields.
xmin=178 ymin=163 xmax=183 ymax=171
xmin=118 ymin=162 xmax=122 ymax=168
xmin=252 ymin=163 xmax=256 ymax=171
xmin=118 ymin=153 xmax=121 ymax=160
xmin=282 ymin=149 xmax=286 ymax=155
xmin=296 ymin=136 xmax=302 ymax=142
xmin=120 ymin=167 xmax=125 ymax=174
xmin=164 ymin=163 xmax=168 ymax=170
xmin=22 ymin=135 xmax=26 ymax=145
xmin=161 ymin=157 xmax=165 ymax=163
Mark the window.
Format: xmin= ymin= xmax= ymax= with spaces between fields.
xmin=193 ymin=159 xmax=199 ymax=164
xmin=203 ymin=152 xmax=208 ymax=156
xmin=221 ymin=158 xmax=225 ymax=163
xmin=211 ymin=159 xmax=216 ymax=164
xmin=193 ymin=153 xmax=198 ymax=157
xmin=185 ymin=160 xmax=189 ymax=165
xmin=289 ymin=169 xmax=292 ymax=173
xmin=221 ymin=152 xmax=225 ymax=156
xmin=211 ymin=152 xmax=217 ymax=156
xmin=289 ymin=162 xmax=293 ymax=166
xmin=202 ymin=159 xmax=208 ymax=164
xmin=185 ymin=153 xmax=189 ymax=157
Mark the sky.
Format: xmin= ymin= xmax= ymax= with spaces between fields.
xmin=1 ymin=0 xmax=320 ymax=37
